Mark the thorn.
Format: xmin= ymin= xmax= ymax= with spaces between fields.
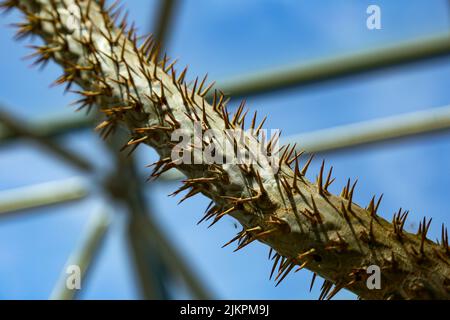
xmin=253 ymin=228 xmax=278 ymax=240
xmin=326 ymin=283 xmax=343 ymax=300
xmin=191 ymin=77 xmax=198 ymax=100
xmin=95 ymin=120 xmax=110 ymax=131
xmin=418 ymin=216 xmax=432 ymax=255
xmin=375 ymin=194 xmax=383 ymax=214
xmin=208 ymin=206 xmax=236 ymax=228
xmin=270 ymin=254 xmax=281 ymax=280
xmin=197 ymin=206 xmax=218 ymax=225
xmin=292 ymin=155 xmax=301 ymax=191
xmin=297 ymin=248 xmax=316 ymax=261
xmin=341 ymin=178 xmax=351 ymax=199
xmin=441 ymin=224 xmax=449 ymax=255
xmin=301 ymin=154 xmax=315 ymax=176
xmin=178 ymin=66 xmax=188 ymax=84
xmin=275 ymin=260 xmax=295 ymax=286
xmin=392 ymin=208 xmax=409 ymax=238
xmin=200 ymin=81 xmax=215 ymax=97
xmin=317 ymin=160 xmax=325 ymax=196
xmin=347 ymin=179 xmax=358 ymax=212
xmin=233 ymin=236 xmax=257 ymax=252
xmin=310 ymin=273 xmax=317 ymax=292
xmin=319 ymin=280 xmax=333 ymax=300
xmin=231 ymin=99 xmax=246 ymax=125
xmin=287 ymin=150 xmax=303 ymax=166
xmin=221 ymin=190 xmax=262 ymax=205
xmin=250 ymin=111 xmax=257 ymax=131
xmin=268 ymin=248 xmax=273 ymax=260
xmin=183 ymin=177 xmax=217 ymax=184
xmin=324 ymin=166 xmax=334 ymax=191
xmin=177 ymin=188 xmax=201 ymax=204
xmin=127 ymin=135 xmax=148 ymax=146
xmin=284 ymin=143 xmax=297 ymax=165
xmin=255 ymin=116 xmax=267 ymax=135
xmin=367 ymin=196 xmax=376 ymax=217
xmin=170 ymin=66 xmax=177 ymax=84
xmin=164 ymin=58 xmax=178 ymax=73
xmin=198 ymin=73 xmax=208 ymax=94
xmin=222 ymin=230 xmax=246 ymax=248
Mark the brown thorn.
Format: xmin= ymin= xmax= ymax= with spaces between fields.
xmin=324 ymin=166 xmax=334 ymax=191
xmin=269 ymin=254 xmax=281 ymax=280
xmin=275 ymin=262 xmax=296 ymax=287
xmin=367 ymin=196 xmax=376 ymax=217
xmin=347 ymin=179 xmax=358 ymax=212
xmin=222 ymin=231 xmax=246 ymax=248
xmin=200 ymin=81 xmax=215 ymax=97
xmin=287 ymin=150 xmax=304 ymax=166
xmin=268 ymin=248 xmax=273 ymax=260
xmin=208 ymin=206 xmax=236 ymax=228
xmin=309 ymin=273 xmax=318 ymax=292
xmin=317 ymin=160 xmax=325 ymax=196
xmin=375 ymin=194 xmax=383 ymax=214
xmin=301 ymin=154 xmax=315 ymax=176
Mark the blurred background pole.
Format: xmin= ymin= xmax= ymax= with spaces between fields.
xmin=0 ymin=177 xmax=89 ymax=216
xmin=49 ymin=206 xmax=110 ymax=300
xmin=105 ymin=128 xmax=211 ymax=299
xmin=211 ymin=34 xmax=450 ymax=99
xmin=0 ymin=107 xmax=94 ymax=172
xmin=105 ymin=129 xmax=170 ymax=299
xmin=284 ymin=105 xmax=450 ymax=154
xmin=0 ymin=111 xmax=95 ymax=144
xmin=151 ymin=0 xmax=179 ymax=59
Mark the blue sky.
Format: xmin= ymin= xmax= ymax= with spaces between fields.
xmin=0 ymin=0 xmax=449 ymax=299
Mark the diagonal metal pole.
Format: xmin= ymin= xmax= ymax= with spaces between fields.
xmin=105 ymin=130 xmax=170 ymax=299
xmin=0 ymin=177 xmax=89 ymax=216
xmin=282 ymin=104 xmax=450 ymax=153
xmin=49 ymin=205 xmax=110 ymax=300
xmin=128 ymin=215 xmax=171 ymax=299
xmin=0 ymin=111 xmax=95 ymax=143
xmin=105 ymin=129 xmax=211 ymax=299
xmin=151 ymin=0 xmax=179 ymax=59
xmin=129 ymin=210 xmax=213 ymax=299
xmin=211 ymin=33 xmax=450 ymax=99
xmin=0 ymin=107 xmax=94 ymax=172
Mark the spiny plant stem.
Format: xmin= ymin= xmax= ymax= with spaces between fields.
xmin=3 ymin=0 xmax=450 ymax=299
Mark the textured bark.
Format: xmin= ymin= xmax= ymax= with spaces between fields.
xmin=4 ymin=0 xmax=450 ymax=299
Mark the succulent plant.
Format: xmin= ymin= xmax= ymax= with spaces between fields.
xmin=2 ymin=0 xmax=450 ymax=299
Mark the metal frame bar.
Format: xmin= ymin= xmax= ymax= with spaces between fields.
xmin=212 ymin=33 xmax=450 ymax=98
xmin=106 ymin=130 xmax=171 ymax=299
xmin=151 ymin=0 xmax=179 ymax=58
xmin=0 ymin=111 xmax=95 ymax=144
xmin=283 ymin=105 xmax=450 ymax=153
xmin=0 ymin=107 xmax=94 ymax=172
xmin=0 ymin=177 xmax=89 ymax=216
xmin=49 ymin=207 xmax=110 ymax=300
